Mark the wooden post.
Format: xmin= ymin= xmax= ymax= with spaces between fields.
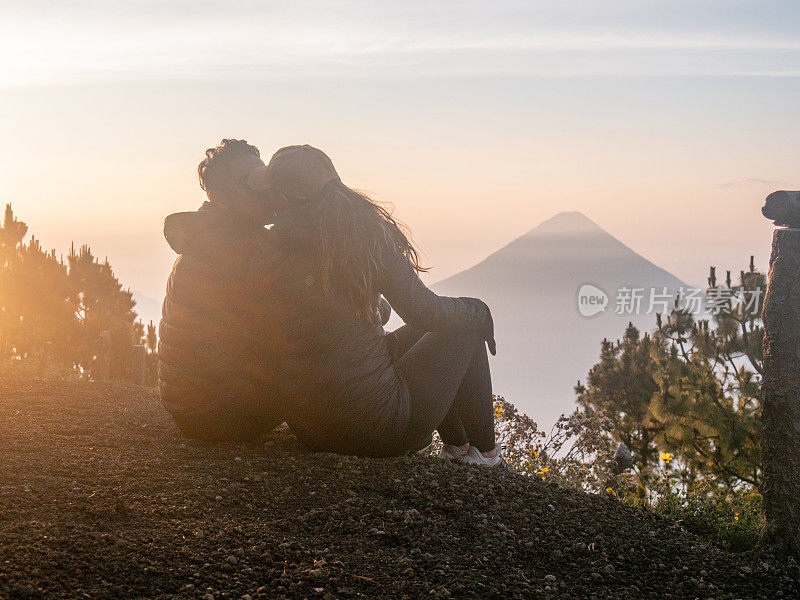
xmin=38 ymin=341 xmax=52 ymax=377
xmin=96 ymin=331 xmax=111 ymax=381
xmin=760 ymin=190 xmax=800 ymax=555
xmin=131 ymin=344 xmax=146 ymax=386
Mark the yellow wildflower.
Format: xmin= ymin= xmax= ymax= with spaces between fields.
xmin=659 ymin=452 xmax=672 ymax=464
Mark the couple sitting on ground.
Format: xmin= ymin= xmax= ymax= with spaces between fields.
xmin=158 ymin=139 xmax=505 ymax=469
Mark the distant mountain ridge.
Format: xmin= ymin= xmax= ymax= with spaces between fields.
xmin=434 ymin=211 xmax=687 ymax=427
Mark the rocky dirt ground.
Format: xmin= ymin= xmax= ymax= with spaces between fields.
xmin=0 ymin=379 xmax=798 ymax=599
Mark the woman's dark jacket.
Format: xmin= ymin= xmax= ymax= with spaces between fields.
xmin=159 ymin=202 xmax=493 ymax=455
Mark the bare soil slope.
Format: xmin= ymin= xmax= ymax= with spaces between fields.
xmin=0 ymin=380 xmax=797 ymax=599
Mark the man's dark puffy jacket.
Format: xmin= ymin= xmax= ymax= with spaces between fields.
xmin=159 ymin=202 xmax=493 ymax=453
xmin=158 ymin=203 xmax=285 ymax=441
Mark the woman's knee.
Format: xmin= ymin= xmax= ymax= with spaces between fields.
xmin=451 ymin=329 xmax=485 ymax=351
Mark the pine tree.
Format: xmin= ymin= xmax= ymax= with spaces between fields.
xmin=145 ymin=321 xmax=157 ymax=354
xmin=577 ymin=259 xmax=764 ymax=494
xmin=67 ymin=244 xmax=138 ymax=377
xmin=144 ymin=320 xmax=159 ymax=384
xmin=0 ymin=204 xmax=27 ymax=266
xmin=0 ymin=204 xmax=153 ymax=376
xmin=576 ymin=324 xmax=663 ymax=491
xmin=0 ymin=206 xmax=74 ymax=363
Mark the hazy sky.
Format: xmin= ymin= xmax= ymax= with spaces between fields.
xmin=2 ymin=0 xmax=799 ymax=310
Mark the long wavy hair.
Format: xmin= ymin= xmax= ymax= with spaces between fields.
xmin=310 ymin=180 xmax=427 ymax=322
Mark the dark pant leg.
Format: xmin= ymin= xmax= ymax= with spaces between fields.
xmin=392 ymin=326 xmax=468 ymax=447
xmin=450 ymin=335 xmax=495 ymax=452
xmin=392 ymin=326 xmax=495 ymax=452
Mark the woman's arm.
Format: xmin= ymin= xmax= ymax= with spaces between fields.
xmin=378 ymin=248 xmax=495 ymax=353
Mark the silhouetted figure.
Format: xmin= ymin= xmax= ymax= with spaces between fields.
xmin=159 ymin=140 xmax=285 ymax=442
xmin=160 ymin=142 xmax=502 ymax=466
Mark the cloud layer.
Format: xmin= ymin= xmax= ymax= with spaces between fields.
xmin=3 ymin=0 xmax=800 ymax=86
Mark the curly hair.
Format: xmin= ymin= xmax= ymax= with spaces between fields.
xmin=198 ymin=139 xmax=260 ymax=193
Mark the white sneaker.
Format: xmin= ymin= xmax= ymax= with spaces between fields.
xmin=463 ymin=444 xmax=509 ymax=470
xmin=438 ymin=444 xmax=468 ymax=461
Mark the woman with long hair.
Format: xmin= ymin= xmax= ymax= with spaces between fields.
xmin=243 ymin=145 xmax=504 ymax=467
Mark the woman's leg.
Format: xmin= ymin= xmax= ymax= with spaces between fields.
xmin=392 ymin=325 xmax=468 ymax=448
xmin=450 ymin=334 xmax=495 ymax=452
xmin=392 ymin=326 xmax=495 ymax=453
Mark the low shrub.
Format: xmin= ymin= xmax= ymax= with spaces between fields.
xmin=494 ymin=396 xmax=763 ymax=552
xmin=648 ymin=484 xmax=762 ymax=552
